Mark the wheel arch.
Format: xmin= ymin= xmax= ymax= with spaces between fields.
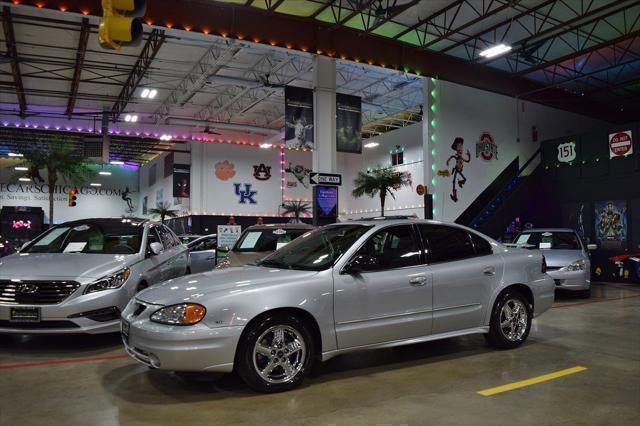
xmin=485 ymin=283 xmax=535 ymax=325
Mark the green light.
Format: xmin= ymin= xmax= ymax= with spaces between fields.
xmin=431 ymin=119 xmax=437 ymax=127
xmin=404 ymin=67 xmax=410 ymax=73
xmin=582 ymin=160 xmax=586 ymax=164
xmin=431 ymin=134 xmax=437 ymax=142
xmin=431 ymin=90 xmax=437 ymax=98
xmin=432 ymin=208 xmax=437 ymax=215
xmin=596 ymin=158 xmax=600 ymax=162
xmin=431 ymin=148 xmax=436 ymax=156
xmin=431 ymin=104 xmax=437 ymax=112
xmin=430 ymin=77 xmax=437 ymax=84
xmin=415 ymin=70 xmax=421 ymax=76
xmin=431 ymin=178 xmax=436 ymax=186
xmin=432 ymin=193 xmax=437 ymax=200
xmin=431 ymin=164 xmax=436 ymax=171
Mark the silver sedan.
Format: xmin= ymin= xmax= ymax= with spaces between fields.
xmin=122 ymin=218 xmax=555 ymax=392
xmin=0 ymin=218 xmax=190 ymax=334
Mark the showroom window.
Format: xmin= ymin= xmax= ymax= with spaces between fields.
xmin=419 ymin=225 xmax=475 ymax=263
xmin=354 ymin=225 xmax=421 ymax=270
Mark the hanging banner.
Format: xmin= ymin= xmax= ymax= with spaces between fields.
xmin=336 ymin=93 xmax=362 ymax=153
xmin=595 ymin=200 xmax=627 ymax=249
xmin=609 ymin=130 xmax=633 ymax=158
xmin=284 ymin=86 xmax=314 ymax=150
xmin=172 ymin=164 xmax=191 ymax=198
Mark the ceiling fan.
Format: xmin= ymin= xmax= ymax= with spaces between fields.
xmin=372 ymin=0 xmax=420 ymax=28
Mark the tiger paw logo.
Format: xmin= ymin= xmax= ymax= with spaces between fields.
xmin=215 ymin=160 xmax=236 ymax=181
xmin=253 ymin=163 xmax=272 ymax=181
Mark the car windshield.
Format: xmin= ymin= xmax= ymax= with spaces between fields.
xmin=233 ymin=228 xmax=310 ymax=252
xmin=22 ymin=220 xmax=145 ymax=255
xmin=515 ymin=231 xmax=581 ymax=250
xmin=258 ymin=224 xmax=372 ymax=271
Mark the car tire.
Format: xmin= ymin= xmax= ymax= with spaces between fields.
xmin=486 ymin=289 xmax=532 ymax=350
xmin=235 ymin=314 xmax=315 ymax=393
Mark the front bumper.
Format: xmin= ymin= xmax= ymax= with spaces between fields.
xmin=0 ymin=287 xmax=130 ymax=334
xmin=547 ymin=269 xmax=591 ymax=291
xmin=121 ymin=299 xmax=244 ymax=373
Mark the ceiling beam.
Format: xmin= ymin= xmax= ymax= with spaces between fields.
xmin=1 ymin=6 xmax=27 ymax=118
xmin=110 ymin=28 xmax=165 ymax=122
xmin=391 ymin=0 xmax=466 ymax=41
xmin=65 ymin=17 xmax=89 ymax=119
xmin=310 ymin=1 xmax=338 ymax=19
xmin=333 ymin=0 xmax=376 ymax=27
xmin=268 ymin=0 xmax=286 ymax=12
xmin=366 ymin=0 xmax=420 ymax=34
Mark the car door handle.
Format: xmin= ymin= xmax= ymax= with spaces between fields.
xmin=483 ymin=266 xmax=496 ymax=276
xmin=409 ymin=276 xmax=427 ymax=286
xmin=206 ymin=256 xmax=215 ymax=260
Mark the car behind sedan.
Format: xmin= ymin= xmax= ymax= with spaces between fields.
xmin=122 ymin=219 xmax=554 ymax=392
xmin=0 ymin=218 xmax=190 ymax=334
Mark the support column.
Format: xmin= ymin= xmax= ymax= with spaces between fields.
xmin=312 ymin=55 xmax=337 ymax=173
xmin=423 ymin=77 xmax=435 ymax=219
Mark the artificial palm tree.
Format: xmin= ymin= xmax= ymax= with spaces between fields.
xmin=17 ymin=137 xmax=95 ymax=225
xmin=148 ymin=201 xmax=179 ymax=223
xmin=281 ymin=200 xmax=311 ymax=223
xmin=352 ymin=166 xmax=410 ymax=217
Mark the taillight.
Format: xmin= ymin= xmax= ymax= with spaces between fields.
xmin=541 ymin=255 xmax=547 ymax=273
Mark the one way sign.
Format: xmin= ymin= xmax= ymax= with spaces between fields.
xmin=310 ymin=172 xmax=342 ymax=186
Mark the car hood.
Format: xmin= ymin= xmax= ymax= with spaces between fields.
xmin=226 ymin=251 xmax=272 ymax=267
xmin=137 ymin=265 xmax=317 ymax=306
xmin=0 ymin=252 xmax=137 ymax=281
xmin=540 ymin=249 xmax=586 ymax=267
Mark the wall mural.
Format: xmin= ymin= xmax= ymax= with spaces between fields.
xmin=595 ymin=200 xmax=627 ymax=249
xmin=215 ymin=160 xmax=236 ymax=181
xmin=284 ymin=86 xmax=314 ymax=150
xmin=437 ymin=137 xmax=471 ymax=203
xmin=476 ymin=132 xmax=498 ymax=161
xmin=285 ymin=163 xmax=312 ymax=188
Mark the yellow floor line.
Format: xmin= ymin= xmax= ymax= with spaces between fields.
xmin=478 ymin=366 xmax=588 ymax=396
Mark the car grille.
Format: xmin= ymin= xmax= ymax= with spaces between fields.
xmin=0 ymin=320 xmax=80 ymax=329
xmin=0 ymin=281 xmax=81 ymax=305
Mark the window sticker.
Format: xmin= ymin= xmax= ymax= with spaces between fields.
xmin=64 ymin=242 xmax=87 ymax=253
xmin=239 ymin=232 xmax=262 ymax=249
xmin=516 ymin=234 xmax=530 ymax=244
xmin=276 ymin=242 xmax=289 ymax=250
xmin=539 ymin=242 xmax=552 ymax=249
xmin=273 ymin=229 xmax=286 ymax=235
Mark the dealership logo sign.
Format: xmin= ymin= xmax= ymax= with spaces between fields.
xmin=609 ymin=130 xmax=633 ymax=158
xmin=234 ymin=183 xmax=257 ymax=204
xmin=253 ymin=163 xmax=272 ymax=181
xmin=557 ymin=140 xmax=577 ymax=163
xmin=476 ymin=132 xmax=498 ymax=161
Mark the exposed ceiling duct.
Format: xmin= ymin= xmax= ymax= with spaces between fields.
xmin=165 ymin=118 xmax=281 ymax=135
xmin=206 ymin=75 xmax=286 ymax=89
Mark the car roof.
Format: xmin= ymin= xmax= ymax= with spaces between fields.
xmin=246 ymin=223 xmax=314 ymax=230
xmin=59 ymin=217 xmax=152 ymax=226
xmin=520 ymin=228 xmax=576 ymax=233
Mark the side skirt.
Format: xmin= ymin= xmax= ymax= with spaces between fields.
xmin=321 ymin=326 xmax=490 ymax=362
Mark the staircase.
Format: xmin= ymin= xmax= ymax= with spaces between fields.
xmin=456 ymin=148 xmax=542 ymax=239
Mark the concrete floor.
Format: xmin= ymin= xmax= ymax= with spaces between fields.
xmin=1 ymin=283 xmax=639 ymax=426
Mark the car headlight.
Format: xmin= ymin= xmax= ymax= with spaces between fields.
xmin=560 ymin=259 xmax=585 ymax=272
xmin=150 ymin=303 xmax=206 ymax=326
xmin=85 ymin=267 xmax=131 ymax=294
xmin=216 ymin=257 xmax=231 ymax=269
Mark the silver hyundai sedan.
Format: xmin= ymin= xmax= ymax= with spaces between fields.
xmin=122 ymin=218 xmax=555 ymax=392
xmin=0 ymin=218 xmax=190 ymax=334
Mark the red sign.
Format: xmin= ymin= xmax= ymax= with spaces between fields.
xmin=416 ymin=184 xmax=426 ymax=196
xmin=609 ymin=131 xmax=633 ymax=158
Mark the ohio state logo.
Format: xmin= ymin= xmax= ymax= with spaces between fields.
xmin=476 ymin=132 xmax=498 ymax=161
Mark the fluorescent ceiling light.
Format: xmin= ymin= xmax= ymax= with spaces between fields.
xmin=479 ymin=44 xmax=512 ymax=58
xmin=364 ymin=142 xmax=380 ymax=148
xmin=90 ymin=183 xmax=102 ymax=187
xmin=148 ymin=89 xmax=158 ymax=99
xmin=259 ymin=143 xmax=273 ymax=149
xmin=8 ymin=152 xmax=23 ymax=157
xmin=160 ymin=134 xmax=172 ymax=141
xmin=15 ymin=166 xmax=29 ymax=171
xmin=110 ymin=160 xmax=125 ymax=165
xmin=99 ymin=171 xmax=112 ymax=176
xmin=140 ymin=88 xmax=157 ymax=99
xmin=19 ymin=177 xmax=31 ymax=182
xmin=140 ymin=88 xmax=150 ymax=98
xmin=124 ymin=114 xmax=138 ymax=123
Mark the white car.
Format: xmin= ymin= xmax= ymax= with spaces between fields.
xmin=0 ymin=218 xmax=190 ymax=334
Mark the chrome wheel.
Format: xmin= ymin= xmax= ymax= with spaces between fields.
xmin=499 ymin=298 xmax=528 ymax=342
xmin=252 ymin=325 xmax=306 ymax=384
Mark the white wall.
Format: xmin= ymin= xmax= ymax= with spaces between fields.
xmin=0 ymin=159 xmax=140 ymax=224
xmin=139 ymin=151 xmax=191 ymax=219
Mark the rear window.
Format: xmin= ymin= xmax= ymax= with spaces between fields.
xmin=516 ymin=231 xmax=581 ymax=250
xmin=233 ymin=228 xmax=310 ymax=252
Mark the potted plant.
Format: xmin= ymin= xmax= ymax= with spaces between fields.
xmin=281 ymin=200 xmax=311 ymax=223
xmin=352 ymin=166 xmax=410 ymax=217
xmin=148 ymin=201 xmax=179 ymax=224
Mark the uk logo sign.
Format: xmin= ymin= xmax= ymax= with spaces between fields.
xmin=234 ymin=183 xmax=257 ymax=204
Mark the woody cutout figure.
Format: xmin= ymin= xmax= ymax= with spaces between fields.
xmin=446 ymin=137 xmax=471 ymax=202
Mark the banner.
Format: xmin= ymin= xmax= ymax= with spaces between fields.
xmin=284 ymin=86 xmax=314 ymax=150
xmin=594 ymin=200 xmax=627 ymax=249
xmin=172 ymin=164 xmax=191 ymax=198
xmin=336 ymin=93 xmax=362 ymax=153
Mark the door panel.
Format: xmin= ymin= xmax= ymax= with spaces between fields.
xmin=333 ymin=225 xmax=433 ymax=349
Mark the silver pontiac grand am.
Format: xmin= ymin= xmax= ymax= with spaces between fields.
xmin=0 ymin=218 xmax=189 ymax=334
xmin=122 ymin=218 xmax=555 ymax=392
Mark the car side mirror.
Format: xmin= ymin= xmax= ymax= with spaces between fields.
xmin=344 ymin=254 xmax=376 ymax=274
xmin=149 ymin=242 xmax=163 ymax=255
xmin=587 ymin=244 xmax=597 ymax=251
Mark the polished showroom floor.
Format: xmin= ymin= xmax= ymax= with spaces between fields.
xmin=1 ymin=283 xmax=639 ymax=426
